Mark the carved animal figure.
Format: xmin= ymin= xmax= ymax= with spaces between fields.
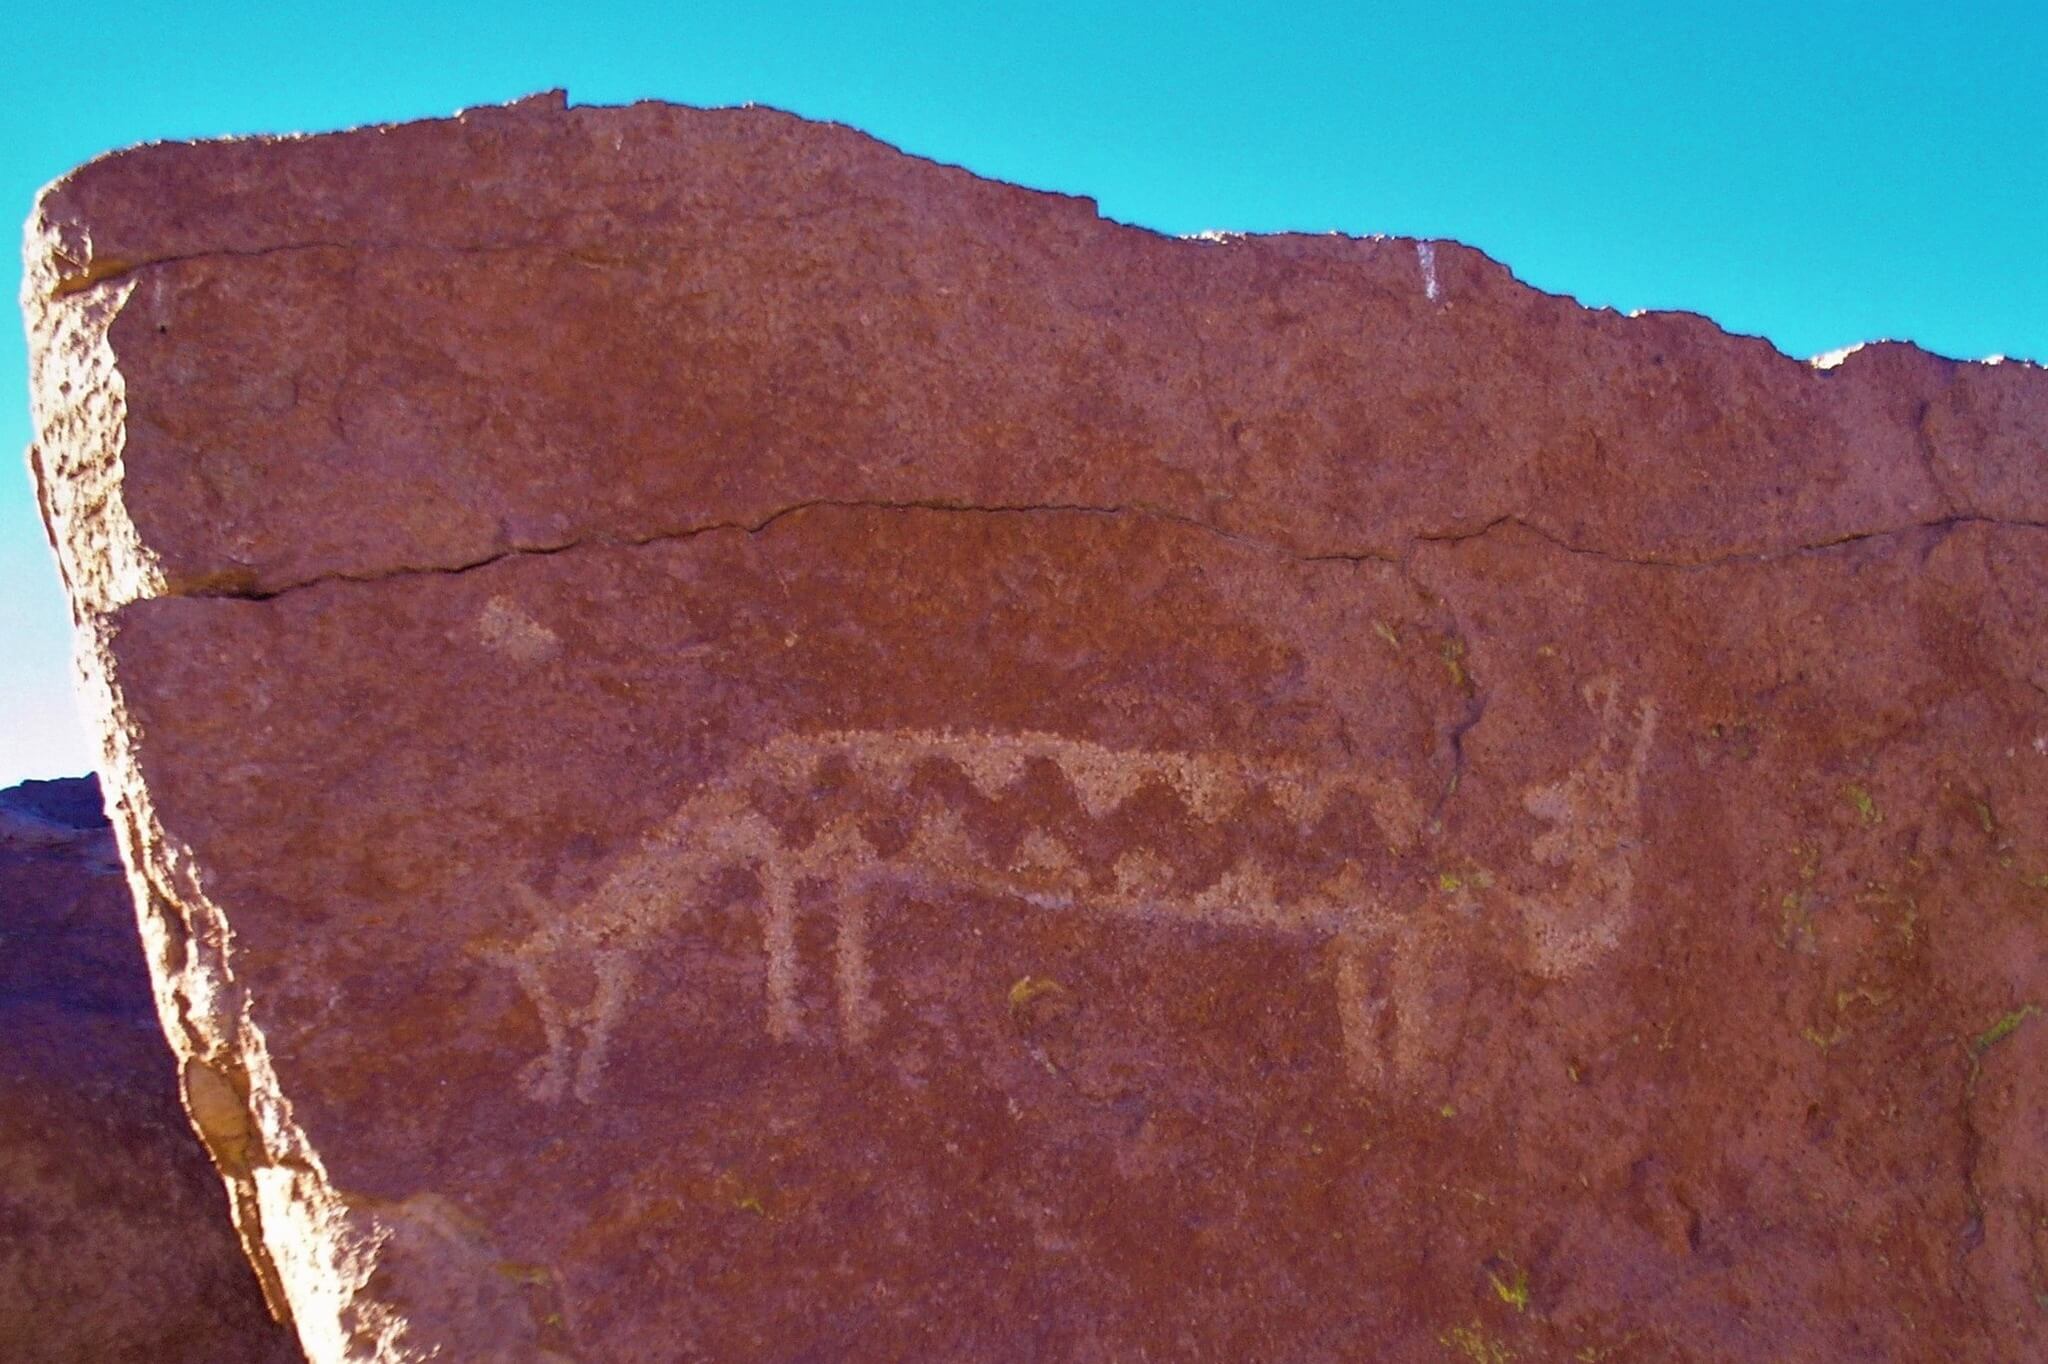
xmin=486 ymin=680 xmax=1656 ymax=1103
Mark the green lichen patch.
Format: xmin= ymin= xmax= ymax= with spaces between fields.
xmin=1842 ymin=783 xmax=1882 ymax=826
xmin=1973 ymin=1004 xmax=2039 ymax=1057
xmin=1441 ymin=1321 xmax=1515 ymax=1363
xmin=1487 ymin=1259 xmax=1530 ymax=1312
xmin=1774 ymin=845 xmax=1829 ymax=953
xmin=1441 ymin=639 xmax=1469 ymax=690
xmin=1802 ymin=1025 xmax=1848 ymax=1051
xmin=1435 ymin=865 xmax=1495 ymax=895
xmin=710 ymin=1169 xmax=778 ymax=1219
xmin=1973 ymin=798 xmax=1998 ymax=836
xmin=1008 ymin=974 xmax=1067 ymax=1009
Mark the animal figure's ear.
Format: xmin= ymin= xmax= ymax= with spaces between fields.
xmin=1630 ymin=700 xmax=1658 ymax=757
xmin=1580 ymin=675 xmax=1624 ymax=740
xmin=511 ymin=883 xmax=552 ymax=921
xmin=1364 ymin=779 xmax=1427 ymax=853
xmin=463 ymin=882 xmax=556 ymax=965
xmin=1623 ymin=700 xmax=1659 ymax=800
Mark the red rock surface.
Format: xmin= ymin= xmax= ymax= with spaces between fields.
xmin=0 ymin=779 xmax=301 ymax=1362
xmin=22 ymin=93 xmax=2048 ymax=1361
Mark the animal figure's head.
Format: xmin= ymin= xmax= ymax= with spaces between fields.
xmin=1523 ymin=677 xmax=1657 ymax=867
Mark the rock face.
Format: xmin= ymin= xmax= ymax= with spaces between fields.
xmin=22 ymin=93 xmax=2048 ymax=1361
xmin=0 ymin=778 xmax=301 ymax=1362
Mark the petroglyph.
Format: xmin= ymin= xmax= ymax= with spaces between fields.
xmin=485 ymin=679 xmax=1658 ymax=1103
xmin=1510 ymin=678 xmax=1659 ymax=978
xmin=475 ymin=596 xmax=561 ymax=663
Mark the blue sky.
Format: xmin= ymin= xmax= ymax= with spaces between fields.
xmin=4 ymin=2 xmax=2044 ymax=783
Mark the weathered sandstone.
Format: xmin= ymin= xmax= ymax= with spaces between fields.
xmin=23 ymin=92 xmax=2048 ymax=1361
xmin=0 ymin=777 xmax=301 ymax=1362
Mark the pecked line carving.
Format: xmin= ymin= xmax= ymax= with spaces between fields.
xmin=482 ymin=678 xmax=1656 ymax=1104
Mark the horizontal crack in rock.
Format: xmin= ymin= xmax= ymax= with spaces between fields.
xmin=1407 ymin=511 xmax=2048 ymax=569
xmin=174 ymin=500 xmax=2048 ymax=605
xmin=190 ymin=499 xmax=1282 ymax=602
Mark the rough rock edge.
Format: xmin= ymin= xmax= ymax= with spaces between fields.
xmin=20 ymin=87 xmax=2040 ymax=374
xmin=78 ymin=609 xmax=480 ymax=1362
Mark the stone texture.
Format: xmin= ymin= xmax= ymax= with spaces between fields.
xmin=22 ymin=93 xmax=2048 ymax=1361
xmin=0 ymin=778 xmax=301 ymax=1362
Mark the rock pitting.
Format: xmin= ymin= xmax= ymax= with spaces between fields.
xmin=22 ymin=93 xmax=2048 ymax=1361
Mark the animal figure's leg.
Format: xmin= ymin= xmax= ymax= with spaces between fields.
xmin=794 ymin=818 xmax=884 ymax=1051
xmin=1332 ymin=930 xmax=1390 ymax=1087
xmin=491 ymin=887 xmax=589 ymax=1104
xmin=570 ymin=947 xmax=636 ymax=1103
xmin=758 ymin=862 xmax=803 ymax=1042
xmin=1621 ymin=697 xmax=1658 ymax=813
xmin=505 ymin=947 xmax=577 ymax=1104
xmin=1386 ymin=931 xmax=1453 ymax=1085
xmin=835 ymin=883 xmax=877 ymax=1049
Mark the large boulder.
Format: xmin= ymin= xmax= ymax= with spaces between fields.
xmin=0 ymin=777 xmax=300 ymax=1361
xmin=23 ymin=93 xmax=2048 ymax=1361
